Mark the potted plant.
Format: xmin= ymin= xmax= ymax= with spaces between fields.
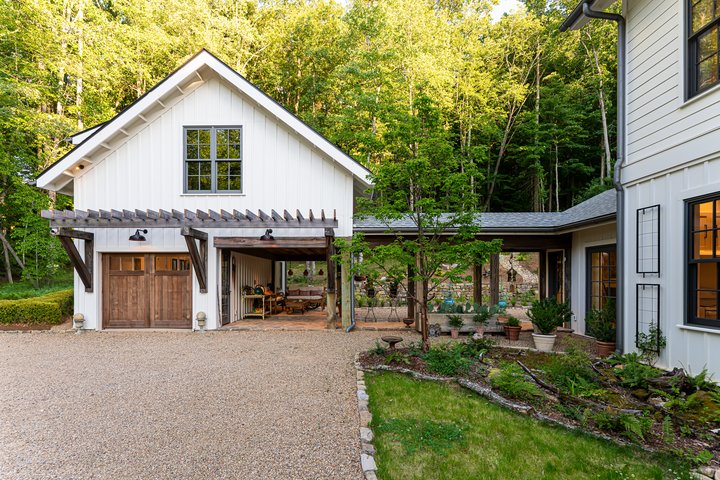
xmin=447 ymin=314 xmax=464 ymax=339
xmin=504 ymin=316 xmax=521 ymax=341
xmin=585 ymin=300 xmax=616 ymax=357
xmin=496 ymin=303 xmax=508 ymax=323
xmin=527 ymin=298 xmax=572 ymax=352
xmin=472 ymin=304 xmax=496 ymax=336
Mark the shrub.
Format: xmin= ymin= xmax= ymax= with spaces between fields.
xmin=612 ymin=353 xmax=662 ymax=389
xmin=472 ymin=304 xmax=496 ymax=326
xmin=0 ymin=299 xmax=62 ymax=324
xmin=528 ymin=298 xmax=572 ymax=334
xmin=585 ymin=299 xmax=616 ymax=342
xmin=423 ymin=343 xmax=471 ymax=376
xmin=489 ymin=363 xmax=542 ymax=401
xmin=457 ymin=336 xmax=496 ymax=358
xmin=447 ymin=314 xmax=464 ymax=328
xmin=36 ymin=289 xmax=73 ymax=316
xmin=506 ymin=316 xmax=520 ymax=327
xmin=637 ymin=325 xmax=667 ymax=365
xmin=546 ymin=347 xmax=599 ymax=394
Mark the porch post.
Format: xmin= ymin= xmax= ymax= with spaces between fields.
xmin=539 ymin=250 xmax=547 ymax=300
xmin=473 ymin=264 xmax=483 ymax=305
xmin=489 ymin=253 xmax=500 ymax=306
xmin=341 ymin=247 xmax=352 ymax=328
xmin=325 ymin=228 xmax=337 ymax=329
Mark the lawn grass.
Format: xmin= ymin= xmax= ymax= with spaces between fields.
xmin=366 ymin=372 xmax=693 ymax=480
xmin=0 ymin=269 xmax=74 ymax=300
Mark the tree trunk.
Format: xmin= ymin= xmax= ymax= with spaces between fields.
xmin=1 ymin=232 xmax=12 ymax=284
xmin=421 ymin=277 xmax=429 ymax=351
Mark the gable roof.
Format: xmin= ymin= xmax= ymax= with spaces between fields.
xmin=355 ymin=189 xmax=616 ymax=234
xmin=559 ymin=0 xmax=619 ymax=31
xmin=36 ymin=49 xmax=372 ymax=193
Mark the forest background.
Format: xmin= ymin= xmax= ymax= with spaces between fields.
xmin=0 ymin=0 xmax=618 ymax=285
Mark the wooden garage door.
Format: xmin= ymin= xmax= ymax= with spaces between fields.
xmin=103 ymin=253 xmax=192 ymax=328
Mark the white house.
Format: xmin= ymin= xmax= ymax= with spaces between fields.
xmin=36 ymin=50 xmax=371 ymax=331
xmin=562 ymin=0 xmax=720 ymax=376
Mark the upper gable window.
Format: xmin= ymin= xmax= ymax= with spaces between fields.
xmin=184 ymin=127 xmax=242 ymax=193
xmin=689 ymin=0 xmax=720 ymax=97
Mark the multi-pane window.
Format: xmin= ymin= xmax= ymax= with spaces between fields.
xmin=587 ymin=245 xmax=617 ymax=313
xmin=687 ymin=195 xmax=720 ymax=327
xmin=689 ymin=0 xmax=720 ymax=97
xmin=184 ymin=127 xmax=242 ymax=193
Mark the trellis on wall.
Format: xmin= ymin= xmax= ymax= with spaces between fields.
xmin=636 ymin=204 xmax=660 ymax=276
xmin=636 ymin=284 xmax=660 ymax=353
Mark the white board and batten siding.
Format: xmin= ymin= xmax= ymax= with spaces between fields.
xmin=622 ymin=0 xmax=720 ymax=375
xmin=71 ymin=73 xmax=356 ymax=331
xmin=570 ymin=223 xmax=617 ymax=336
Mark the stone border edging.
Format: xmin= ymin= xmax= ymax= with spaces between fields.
xmin=354 ymin=353 xmax=378 ymax=480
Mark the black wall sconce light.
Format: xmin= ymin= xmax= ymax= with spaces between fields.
xmin=129 ymin=229 xmax=148 ymax=242
xmin=260 ymin=229 xmax=274 ymax=241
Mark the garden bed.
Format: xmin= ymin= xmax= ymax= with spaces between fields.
xmin=359 ymin=337 xmax=720 ymax=470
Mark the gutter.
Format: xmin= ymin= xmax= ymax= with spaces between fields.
xmin=562 ymin=1 xmax=626 ymax=352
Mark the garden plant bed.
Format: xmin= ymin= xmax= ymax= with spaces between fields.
xmin=359 ymin=337 xmax=720 ymax=472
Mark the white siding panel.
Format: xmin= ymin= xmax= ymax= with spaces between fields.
xmin=71 ymin=73 xmax=356 ymax=329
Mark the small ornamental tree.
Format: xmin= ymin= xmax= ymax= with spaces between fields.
xmin=338 ymin=95 xmax=501 ymax=350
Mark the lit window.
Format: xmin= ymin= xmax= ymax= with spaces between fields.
xmin=687 ymin=195 xmax=720 ymax=326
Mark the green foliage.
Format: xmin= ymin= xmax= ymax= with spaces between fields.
xmin=585 ymin=299 xmax=616 ymax=342
xmin=385 ymin=352 xmax=412 ymax=366
xmin=36 ymin=289 xmax=74 ymax=316
xmin=505 ymin=315 xmax=520 ymax=327
xmin=686 ymin=368 xmax=717 ymax=392
xmin=611 ymin=353 xmax=663 ymax=390
xmin=375 ymin=417 xmax=465 ymax=455
xmin=0 ymin=298 xmax=61 ymax=324
xmin=546 ymin=347 xmax=599 ymax=395
xmin=457 ymin=336 xmax=496 ymax=358
xmin=662 ymin=415 xmax=675 ymax=444
xmin=527 ymin=298 xmax=571 ymax=334
xmin=637 ymin=325 xmax=667 ymax=365
xmin=446 ymin=314 xmax=464 ymax=328
xmin=423 ymin=343 xmax=472 ymax=376
xmin=370 ymin=341 xmax=387 ymax=355
xmin=489 ymin=363 xmax=542 ymax=402
xmin=592 ymin=411 xmax=653 ymax=443
xmin=472 ymin=304 xmax=497 ymax=325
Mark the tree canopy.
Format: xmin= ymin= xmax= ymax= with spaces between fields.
xmin=0 ymin=0 xmax=619 ymax=283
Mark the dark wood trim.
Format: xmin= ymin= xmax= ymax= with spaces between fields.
xmin=473 ymin=264 xmax=483 ymax=304
xmin=539 ymin=250 xmax=547 ymax=300
xmin=407 ymin=264 xmax=416 ymax=320
xmin=181 ymin=228 xmax=208 ymax=293
xmin=325 ymin=230 xmax=336 ymax=293
xmin=55 ymin=228 xmax=93 ymax=292
xmin=213 ymin=237 xmax=326 ymax=249
xmin=489 ymin=254 xmax=500 ymax=306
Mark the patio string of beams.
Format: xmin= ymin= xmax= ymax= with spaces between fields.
xmin=41 ymin=208 xmax=338 ymax=229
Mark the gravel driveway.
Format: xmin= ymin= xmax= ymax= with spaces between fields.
xmin=0 ymin=330 xmax=415 ymax=480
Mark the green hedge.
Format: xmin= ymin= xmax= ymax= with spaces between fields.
xmin=36 ymin=289 xmax=74 ymax=316
xmin=0 ymin=289 xmax=73 ymax=324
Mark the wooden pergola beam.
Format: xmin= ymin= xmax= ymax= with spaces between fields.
xmin=181 ymin=227 xmax=208 ymax=293
xmin=41 ymin=209 xmax=339 ymax=229
xmin=55 ymin=227 xmax=93 ymax=292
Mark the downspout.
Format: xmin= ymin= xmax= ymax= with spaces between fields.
xmin=581 ymin=1 xmax=626 ymax=352
xmin=346 ymin=255 xmax=357 ymax=332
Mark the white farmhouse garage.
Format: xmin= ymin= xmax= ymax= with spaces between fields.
xmin=36 ymin=49 xmax=371 ymax=331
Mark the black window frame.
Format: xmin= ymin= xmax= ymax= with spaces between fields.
xmin=688 ymin=0 xmax=720 ymax=98
xmin=686 ymin=192 xmax=720 ymax=328
xmin=183 ymin=126 xmax=243 ymax=194
xmin=585 ymin=244 xmax=617 ymax=330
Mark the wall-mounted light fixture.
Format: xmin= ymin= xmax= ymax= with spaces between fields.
xmin=129 ymin=229 xmax=148 ymax=242
xmin=260 ymin=229 xmax=274 ymax=241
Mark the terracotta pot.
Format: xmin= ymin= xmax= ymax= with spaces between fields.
xmin=596 ymin=340 xmax=616 ymax=358
xmin=532 ymin=333 xmax=556 ymax=352
xmin=474 ymin=325 xmax=485 ymax=336
xmin=504 ymin=325 xmax=521 ymax=341
xmin=450 ymin=328 xmax=460 ymax=339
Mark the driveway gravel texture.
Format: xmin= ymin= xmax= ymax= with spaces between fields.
xmin=0 ymin=330 xmax=416 ymax=480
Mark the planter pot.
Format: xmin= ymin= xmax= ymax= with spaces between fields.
xmin=504 ymin=325 xmax=521 ymax=341
xmin=596 ymin=340 xmax=616 ymax=358
xmin=450 ymin=328 xmax=460 ymax=339
xmin=497 ymin=314 xmax=509 ymax=323
xmin=474 ymin=325 xmax=485 ymax=336
xmin=532 ymin=333 xmax=556 ymax=352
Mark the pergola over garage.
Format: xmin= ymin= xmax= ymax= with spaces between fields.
xmin=42 ymin=208 xmax=340 ymax=328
